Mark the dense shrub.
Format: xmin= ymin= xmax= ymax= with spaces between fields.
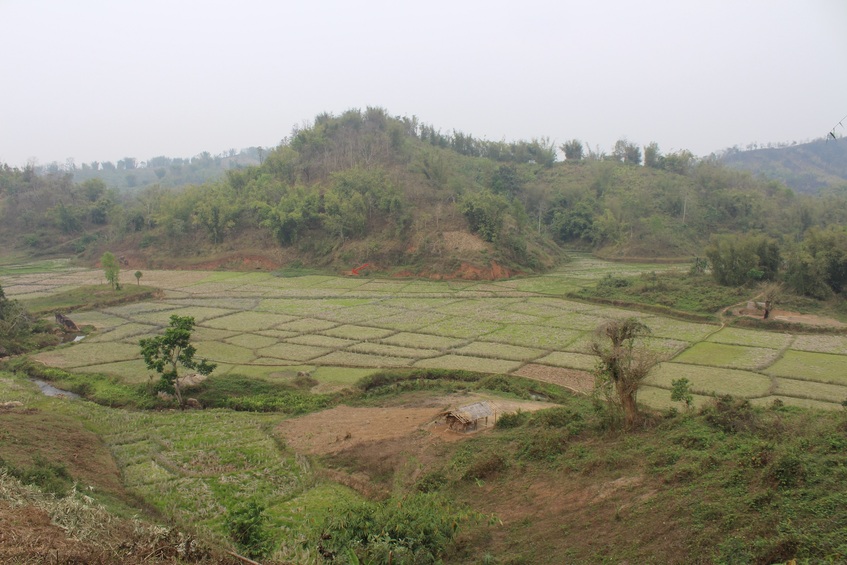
xmin=1 ymin=455 xmax=73 ymax=497
xmin=462 ymin=451 xmax=508 ymax=481
xmin=701 ymin=395 xmax=758 ymax=434
xmin=315 ymin=493 xmax=473 ymax=564
xmin=224 ymin=501 xmax=273 ymax=559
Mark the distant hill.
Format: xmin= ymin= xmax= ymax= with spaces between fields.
xmin=720 ymin=138 xmax=847 ymax=194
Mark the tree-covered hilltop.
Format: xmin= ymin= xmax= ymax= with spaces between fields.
xmin=2 ymin=107 xmax=847 ymax=276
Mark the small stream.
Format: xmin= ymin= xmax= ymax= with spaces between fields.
xmin=32 ymin=379 xmax=80 ymax=399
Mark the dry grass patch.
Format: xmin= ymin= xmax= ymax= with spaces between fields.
xmin=257 ymin=298 xmax=344 ymax=316
xmin=311 ymin=351 xmax=412 ymax=368
xmin=534 ymin=351 xmax=597 ymax=371
xmin=453 ymin=342 xmax=544 ymax=361
xmin=772 ymin=377 xmax=847 ymax=403
xmin=638 ymin=317 xmax=716 ymax=341
xmin=276 ymin=318 xmax=339 ymax=333
xmin=320 ymin=303 xmax=395 ymax=323
xmin=543 ymin=312 xmax=612 ymax=331
xmin=707 ymin=327 xmax=794 ymax=349
xmin=287 ymin=334 xmax=357 ymax=349
xmin=348 ymin=342 xmax=441 ymax=359
xmin=80 ymin=360 xmax=150 ymax=383
xmin=248 ymin=357 xmax=299 ymax=366
xmin=255 ymin=329 xmax=300 ymax=340
xmin=63 ymin=311 xmax=132 ymax=328
xmin=749 ymin=396 xmax=840 ymax=410
xmin=224 ymin=333 xmax=279 ymax=349
xmin=321 ymin=325 xmax=395 ymax=340
xmin=646 ymin=363 xmax=772 ymax=398
xmin=132 ymin=306 xmax=234 ymax=324
xmin=480 ymin=325 xmax=583 ymax=350
xmin=86 ymin=322 xmax=159 ymax=343
xmin=419 ymin=317 xmax=502 ymax=339
xmin=638 ymin=385 xmax=713 ymax=410
xmin=380 ymin=332 xmax=465 ymax=350
xmin=369 ymin=310 xmax=448 ymax=331
xmin=413 ymin=354 xmax=521 ymax=373
xmin=202 ymin=311 xmax=296 ymax=332
xmin=513 ymin=364 xmax=594 ymax=393
xmin=256 ymin=343 xmax=331 ymax=362
xmin=765 ymin=350 xmax=847 ymax=385
xmin=33 ymin=342 xmax=139 ymax=368
xmin=194 ymin=341 xmax=256 ymax=364
xmin=504 ymin=298 xmax=575 ymax=317
xmin=791 ymin=334 xmax=847 ymax=355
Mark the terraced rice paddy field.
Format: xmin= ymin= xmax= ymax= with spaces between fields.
xmin=4 ymin=255 xmax=847 ymax=410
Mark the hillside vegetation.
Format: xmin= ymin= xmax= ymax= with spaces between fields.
xmin=3 ymin=108 xmax=847 ymax=276
xmin=721 ymin=138 xmax=847 ymax=194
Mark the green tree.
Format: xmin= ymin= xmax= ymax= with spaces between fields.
xmin=459 ymin=190 xmax=510 ymax=242
xmin=0 ymin=283 xmax=32 ymax=355
xmin=705 ymin=234 xmax=780 ymax=286
xmin=134 ymin=270 xmax=143 ymax=285
xmin=613 ymin=139 xmax=642 ymax=165
xmin=560 ymin=139 xmax=584 ymax=161
xmin=591 ymin=318 xmax=657 ymax=428
xmin=139 ymin=315 xmax=216 ymax=408
xmin=101 ymin=252 xmax=120 ymax=290
xmin=491 ymin=164 xmax=523 ymax=198
xmin=644 ymin=142 xmax=661 ymax=168
xmin=671 ymin=378 xmax=694 ymax=409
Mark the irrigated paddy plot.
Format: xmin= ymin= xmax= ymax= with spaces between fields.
xmin=3 ymin=255 xmax=845 ymax=410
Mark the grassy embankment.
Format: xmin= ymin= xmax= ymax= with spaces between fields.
xmin=6 ymin=366 xmax=847 ymax=563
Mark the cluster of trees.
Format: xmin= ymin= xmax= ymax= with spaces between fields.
xmin=704 ymin=228 xmax=847 ymax=299
xmin=0 ymin=284 xmax=32 ymax=355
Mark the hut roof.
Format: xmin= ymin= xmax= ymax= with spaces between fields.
xmin=443 ymin=401 xmax=493 ymax=424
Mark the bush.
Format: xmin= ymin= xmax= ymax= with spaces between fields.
xmin=225 ymin=501 xmax=273 ymax=559
xmin=528 ymin=407 xmax=586 ymax=435
xmin=316 ymin=493 xmax=472 ymax=564
xmin=2 ymin=455 xmax=73 ymax=497
xmin=769 ymin=453 xmax=806 ymax=488
xmin=701 ymin=395 xmax=758 ymax=434
xmin=517 ymin=428 xmax=570 ymax=462
xmin=495 ymin=410 xmax=530 ymax=429
xmin=462 ymin=452 xmax=508 ymax=481
xmin=416 ymin=471 xmax=448 ymax=493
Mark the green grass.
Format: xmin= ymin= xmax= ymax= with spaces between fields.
xmin=765 ymin=350 xmax=847 ymax=385
xmin=20 ymin=284 xmax=159 ymax=315
xmin=672 ymin=342 xmax=781 ymax=370
xmin=413 ymin=354 xmax=522 ymax=374
xmin=647 ymin=363 xmax=773 ymax=398
xmin=706 ymin=327 xmax=794 ymax=349
xmin=380 ymin=332 xmax=465 ymax=350
xmin=573 ymin=269 xmax=748 ymax=315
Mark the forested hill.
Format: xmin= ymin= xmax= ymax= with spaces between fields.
xmin=2 ymin=107 xmax=847 ymax=277
xmin=720 ymin=138 xmax=847 ymax=194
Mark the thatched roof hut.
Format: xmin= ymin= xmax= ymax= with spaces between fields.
xmin=442 ymin=401 xmax=494 ymax=432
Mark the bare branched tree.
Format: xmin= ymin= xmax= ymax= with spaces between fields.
xmin=591 ymin=318 xmax=659 ymax=428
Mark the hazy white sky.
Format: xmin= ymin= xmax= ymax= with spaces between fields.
xmin=1 ymin=0 xmax=845 ymax=166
